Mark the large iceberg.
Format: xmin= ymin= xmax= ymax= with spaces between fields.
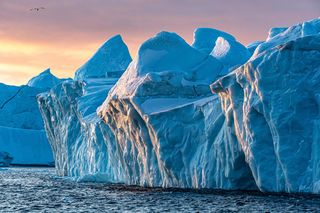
xmin=38 ymin=18 xmax=320 ymax=194
xmin=211 ymin=18 xmax=320 ymax=193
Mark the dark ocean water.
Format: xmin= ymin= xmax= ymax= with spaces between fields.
xmin=0 ymin=167 xmax=319 ymax=212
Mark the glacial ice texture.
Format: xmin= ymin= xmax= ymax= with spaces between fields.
xmin=38 ymin=79 xmax=124 ymax=182
xmin=98 ymin=31 xmax=256 ymax=189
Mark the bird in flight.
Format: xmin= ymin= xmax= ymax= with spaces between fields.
xmin=30 ymin=7 xmax=45 ymax=11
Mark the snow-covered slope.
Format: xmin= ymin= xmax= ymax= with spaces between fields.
xmin=74 ymin=35 xmax=132 ymax=80
xmin=211 ymin=18 xmax=320 ymax=193
xmin=27 ymin=68 xmax=66 ymax=89
xmin=97 ymin=31 xmax=256 ymax=188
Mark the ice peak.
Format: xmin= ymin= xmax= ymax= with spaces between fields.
xmin=27 ymin=68 xmax=62 ymax=89
xmin=210 ymin=36 xmax=250 ymax=70
xmin=192 ymin=28 xmax=235 ymax=54
xmin=254 ymin=17 xmax=320 ymax=56
xmin=74 ymin=34 xmax=132 ymax=80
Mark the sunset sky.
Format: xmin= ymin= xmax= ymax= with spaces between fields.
xmin=0 ymin=0 xmax=319 ymax=85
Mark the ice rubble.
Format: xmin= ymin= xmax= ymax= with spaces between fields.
xmin=0 ymin=151 xmax=13 ymax=167
xmin=0 ymin=69 xmax=62 ymax=165
xmin=74 ymin=35 xmax=132 ymax=80
xmin=211 ymin=18 xmax=320 ymax=193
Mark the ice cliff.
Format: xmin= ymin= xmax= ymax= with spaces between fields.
xmin=211 ymin=18 xmax=320 ymax=193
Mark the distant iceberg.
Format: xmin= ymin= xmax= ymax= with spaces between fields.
xmin=0 ymin=68 xmax=65 ymax=166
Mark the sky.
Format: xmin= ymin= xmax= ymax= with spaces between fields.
xmin=0 ymin=0 xmax=319 ymax=86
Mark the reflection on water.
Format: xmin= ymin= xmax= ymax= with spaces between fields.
xmin=0 ymin=167 xmax=319 ymax=212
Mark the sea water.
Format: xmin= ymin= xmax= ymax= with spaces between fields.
xmin=0 ymin=167 xmax=319 ymax=212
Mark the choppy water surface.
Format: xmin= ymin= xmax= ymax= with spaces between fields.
xmin=0 ymin=168 xmax=319 ymax=212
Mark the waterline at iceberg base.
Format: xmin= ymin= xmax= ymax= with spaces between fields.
xmin=38 ymin=18 xmax=320 ymax=194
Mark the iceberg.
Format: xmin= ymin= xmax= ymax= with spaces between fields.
xmin=211 ymin=18 xmax=320 ymax=193
xmin=74 ymin=35 xmax=132 ymax=80
xmin=38 ymin=18 xmax=320 ymax=194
